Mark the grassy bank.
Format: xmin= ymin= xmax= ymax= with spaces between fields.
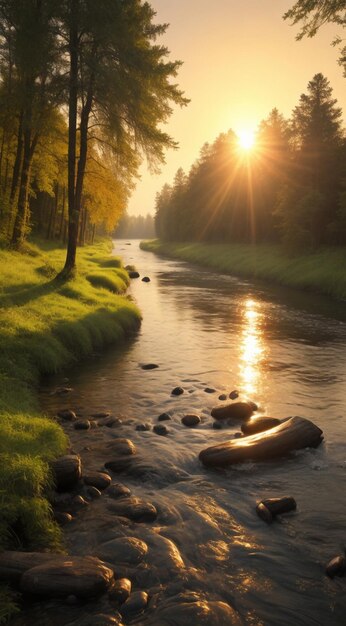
xmin=0 ymin=239 xmax=140 ymax=620
xmin=140 ymin=240 xmax=346 ymax=300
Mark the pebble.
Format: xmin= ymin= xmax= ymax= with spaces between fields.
xmin=109 ymin=578 xmax=131 ymax=605
xmin=54 ymin=512 xmax=73 ymax=526
xmin=72 ymin=495 xmax=89 ymax=508
xmin=85 ymin=486 xmax=102 ymax=500
xmin=120 ymin=591 xmax=148 ymax=618
xmin=141 ymin=363 xmax=159 ymax=370
xmin=181 ymin=414 xmax=201 ymax=427
xmin=204 ymin=387 xmax=216 ymax=393
xmin=229 ymin=390 xmax=239 ymax=399
xmin=107 ymin=483 xmax=131 ymax=499
xmin=84 ymin=472 xmax=112 ymax=491
xmin=158 ymin=413 xmax=171 ymax=421
xmin=57 ymin=409 xmax=77 ymax=421
xmin=171 ymin=387 xmax=184 ymax=396
xmin=218 ymin=394 xmax=227 ymax=401
xmin=211 ymin=401 xmax=255 ymax=421
xmin=325 ymin=555 xmax=346 ymax=578
xmin=142 ymin=276 xmax=150 ymax=282
xmin=153 ymin=424 xmax=169 ymax=436
xmin=74 ymin=419 xmax=91 ymax=430
xmin=129 ymin=271 xmax=140 ymax=279
xmin=136 ymin=423 xmax=151 ymax=431
xmin=256 ymin=496 xmax=297 ymax=523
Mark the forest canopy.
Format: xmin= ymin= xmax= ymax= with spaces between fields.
xmin=155 ymin=74 xmax=346 ymax=251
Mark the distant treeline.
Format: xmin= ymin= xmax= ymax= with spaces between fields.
xmin=155 ymin=74 xmax=346 ymax=250
xmin=114 ymin=213 xmax=155 ymax=239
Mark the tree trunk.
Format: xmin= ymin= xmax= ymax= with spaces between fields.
xmin=10 ymin=112 xmax=24 ymax=204
xmin=59 ymin=186 xmax=66 ymax=239
xmin=60 ymin=0 xmax=79 ymax=276
xmin=11 ymin=129 xmax=32 ymax=245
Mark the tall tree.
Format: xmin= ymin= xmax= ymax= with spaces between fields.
xmin=59 ymin=0 xmax=188 ymax=276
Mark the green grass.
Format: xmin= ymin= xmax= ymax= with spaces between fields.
xmin=0 ymin=238 xmax=141 ymax=619
xmin=140 ymin=240 xmax=346 ymax=300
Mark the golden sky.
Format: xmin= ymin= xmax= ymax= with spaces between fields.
xmin=128 ymin=0 xmax=346 ymax=216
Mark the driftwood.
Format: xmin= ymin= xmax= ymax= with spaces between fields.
xmin=199 ymin=416 xmax=323 ymax=467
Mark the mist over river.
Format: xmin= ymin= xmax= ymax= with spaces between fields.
xmin=35 ymin=240 xmax=346 ymax=626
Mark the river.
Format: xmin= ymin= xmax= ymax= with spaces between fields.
xmin=36 ymin=239 xmax=346 ymax=626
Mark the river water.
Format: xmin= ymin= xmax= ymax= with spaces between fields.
xmin=37 ymin=240 xmax=346 ymax=626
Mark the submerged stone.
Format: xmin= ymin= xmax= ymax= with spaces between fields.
xmin=74 ymin=419 xmax=91 ymax=430
xmin=142 ymin=276 xmax=150 ymax=282
xmin=141 ymin=363 xmax=159 ymax=370
xmin=171 ymin=387 xmax=184 ymax=396
xmin=109 ymin=578 xmax=132 ymax=605
xmin=84 ymin=472 xmax=112 ymax=491
xmin=153 ymin=424 xmax=169 ymax=436
xmin=107 ymin=497 xmax=157 ymax=522
xmin=158 ymin=413 xmax=171 ymax=421
xmin=107 ymin=483 xmax=131 ymax=499
xmin=57 ymin=409 xmax=77 ymax=421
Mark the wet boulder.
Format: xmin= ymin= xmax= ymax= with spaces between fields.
xmin=136 ymin=422 xmax=151 ymax=431
xmin=241 ymin=416 xmax=281 ymax=436
xmin=129 ymin=271 xmax=140 ymax=279
xmin=51 ymin=454 xmax=82 ymax=491
xmin=204 ymin=388 xmax=216 ymax=394
xmin=20 ymin=556 xmax=114 ymax=598
xmin=218 ymin=394 xmax=227 ymax=401
xmin=171 ymin=387 xmax=184 ymax=396
xmin=211 ymin=401 xmax=255 ymax=421
xmin=66 ymin=615 xmax=123 ymax=626
xmin=54 ymin=512 xmax=73 ymax=526
xmin=105 ymin=457 xmax=133 ymax=473
xmin=0 ymin=551 xmax=66 ymax=584
xmin=199 ymin=416 xmax=323 ymax=467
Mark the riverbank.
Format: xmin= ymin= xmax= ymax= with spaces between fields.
xmin=140 ymin=240 xmax=346 ymax=300
xmin=0 ymin=239 xmax=141 ymax=620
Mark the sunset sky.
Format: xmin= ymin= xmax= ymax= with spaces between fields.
xmin=128 ymin=0 xmax=346 ymax=216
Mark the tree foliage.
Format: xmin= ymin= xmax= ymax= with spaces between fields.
xmin=155 ymin=73 xmax=346 ymax=251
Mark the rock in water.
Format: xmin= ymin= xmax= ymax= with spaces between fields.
xmin=136 ymin=422 xmax=151 ymax=431
xmin=57 ymin=409 xmax=77 ymax=421
xmin=229 ymin=390 xmax=239 ymax=400
xmin=120 ymin=591 xmax=148 ymax=618
xmin=158 ymin=413 xmax=171 ymax=421
xmin=74 ymin=419 xmax=91 ymax=430
xmin=181 ymin=414 xmax=201 ymax=427
xmin=129 ymin=271 xmax=140 ymax=279
xmin=211 ymin=401 xmax=255 ymax=421
xmin=153 ymin=424 xmax=169 ymax=436
xmin=97 ymin=537 xmax=148 ymax=566
xmin=141 ymin=363 xmax=159 ymax=370
xmin=51 ymin=455 xmax=82 ymax=491
xmin=199 ymin=416 xmax=323 ymax=467
xmin=218 ymin=394 xmax=227 ymax=401
xmin=256 ymin=497 xmax=296 ymax=523
xmin=241 ymin=416 xmax=281 ymax=435
xmin=325 ymin=555 xmax=346 ymax=578
xmin=107 ymin=483 xmax=131 ymax=499
xmin=171 ymin=387 xmax=184 ymax=396
xmin=20 ymin=556 xmax=114 ymax=598
xmin=109 ymin=578 xmax=132 ymax=605
xmin=107 ymin=497 xmax=157 ymax=522
xmin=84 ymin=472 xmax=111 ymax=491
xmin=142 ymin=276 xmax=150 ymax=282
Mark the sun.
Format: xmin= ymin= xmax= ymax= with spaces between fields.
xmin=237 ymin=129 xmax=256 ymax=151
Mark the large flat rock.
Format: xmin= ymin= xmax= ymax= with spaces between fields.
xmin=20 ymin=556 xmax=114 ymax=598
xmin=199 ymin=416 xmax=323 ymax=467
xmin=107 ymin=497 xmax=157 ymax=522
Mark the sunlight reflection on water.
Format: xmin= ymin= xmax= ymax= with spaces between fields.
xmin=239 ymin=298 xmax=266 ymax=396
